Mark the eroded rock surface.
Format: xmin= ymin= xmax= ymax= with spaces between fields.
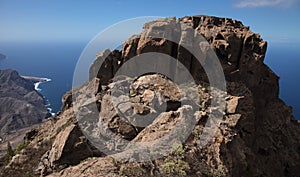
xmin=2 ymin=15 xmax=300 ymax=177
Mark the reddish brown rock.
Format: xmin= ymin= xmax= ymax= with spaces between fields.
xmin=2 ymin=15 xmax=299 ymax=177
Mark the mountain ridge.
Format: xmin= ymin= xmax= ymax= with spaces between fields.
xmin=1 ymin=15 xmax=299 ymax=177
xmin=0 ymin=69 xmax=50 ymax=161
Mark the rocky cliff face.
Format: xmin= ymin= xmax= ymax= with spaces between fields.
xmin=0 ymin=69 xmax=50 ymax=160
xmin=2 ymin=16 xmax=299 ymax=177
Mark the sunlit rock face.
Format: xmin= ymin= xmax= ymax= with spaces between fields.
xmin=2 ymin=16 xmax=300 ymax=177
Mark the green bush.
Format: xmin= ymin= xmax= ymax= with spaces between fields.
xmin=4 ymin=139 xmax=31 ymax=165
xmin=162 ymin=159 xmax=190 ymax=176
xmin=162 ymin=143 xmax=190 ymax=176
xmin=170 ymin=143 xmax=186 ymax=158
xmin=14 ymin=140 xmax=29 ymax=154
xmin=5 ymin=141 xmax=14 ymax=165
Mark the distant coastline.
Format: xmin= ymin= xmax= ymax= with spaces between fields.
xmin=21 ymin=76 xmax=52 ymax=91
xmin=21 ymin=75 xmax=55 ymax=115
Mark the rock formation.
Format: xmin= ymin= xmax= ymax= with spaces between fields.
xmin=0 ymin=69 xmax=50 ymax=160
xmin=1 ymin=15 xmax=299 ymax=177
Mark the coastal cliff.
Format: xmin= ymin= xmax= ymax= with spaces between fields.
xmin=0 ymin=69 xmax=50 ymax=162
xmin=2 ymin=16 xmax=299 ymax=177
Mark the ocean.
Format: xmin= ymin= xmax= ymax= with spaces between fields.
xmin=0 ymin=41 xmax=85 ymax=113
xmin=265 ymin=43 xmax=300 ymax=119
xmin=0 ymin=41 xmax=299 ymax=119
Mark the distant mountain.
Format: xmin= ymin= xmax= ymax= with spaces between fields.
xmin=0 ymin=54 xmax=6 ymax=60
xmin=0 ymin=69 xmax=50 ymax=157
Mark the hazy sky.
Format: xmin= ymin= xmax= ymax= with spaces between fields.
xmin=0 ymin=0 xmax=299 ymax=43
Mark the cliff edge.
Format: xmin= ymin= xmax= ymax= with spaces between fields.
xmin=2 ymin=16 xmax=299 ymax=177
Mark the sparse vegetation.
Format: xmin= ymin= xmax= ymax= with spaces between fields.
xmin=213 ymin=165 xmax=227 ymax=177
xmin=162 ymin=143 xmax=190 ymax=176
xmin=5 ymin=141 xmax=14 ymax=165
xmin=119 ymin=163 xmax=146 ymax=177
xmin=192 ymin=128 xmax=201 ymax=140
xmin=129 ymin=88 xmax=138 ymax=97
xmin=14 ymin=139 xmax=30 ymax=154
xmin=4 ymin=139 xmax=30 ymax=165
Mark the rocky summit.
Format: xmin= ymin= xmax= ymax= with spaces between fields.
xmin=1 ymin=15 xmax=299 ymax=177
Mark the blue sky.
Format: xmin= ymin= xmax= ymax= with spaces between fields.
xmin=0 ymin=0 xmax=299 ymax=44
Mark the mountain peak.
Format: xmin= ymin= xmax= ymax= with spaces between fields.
xmin=2 ymin=15 xmax=299 ymax=177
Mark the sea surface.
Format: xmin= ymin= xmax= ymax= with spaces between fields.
xmin=0 ymin=41 xmax=85 ymax=114
xmin=265 ymin=43 xmax=300 ymax=119
xmin=0 ymin=41 xmax=299 ymax=119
